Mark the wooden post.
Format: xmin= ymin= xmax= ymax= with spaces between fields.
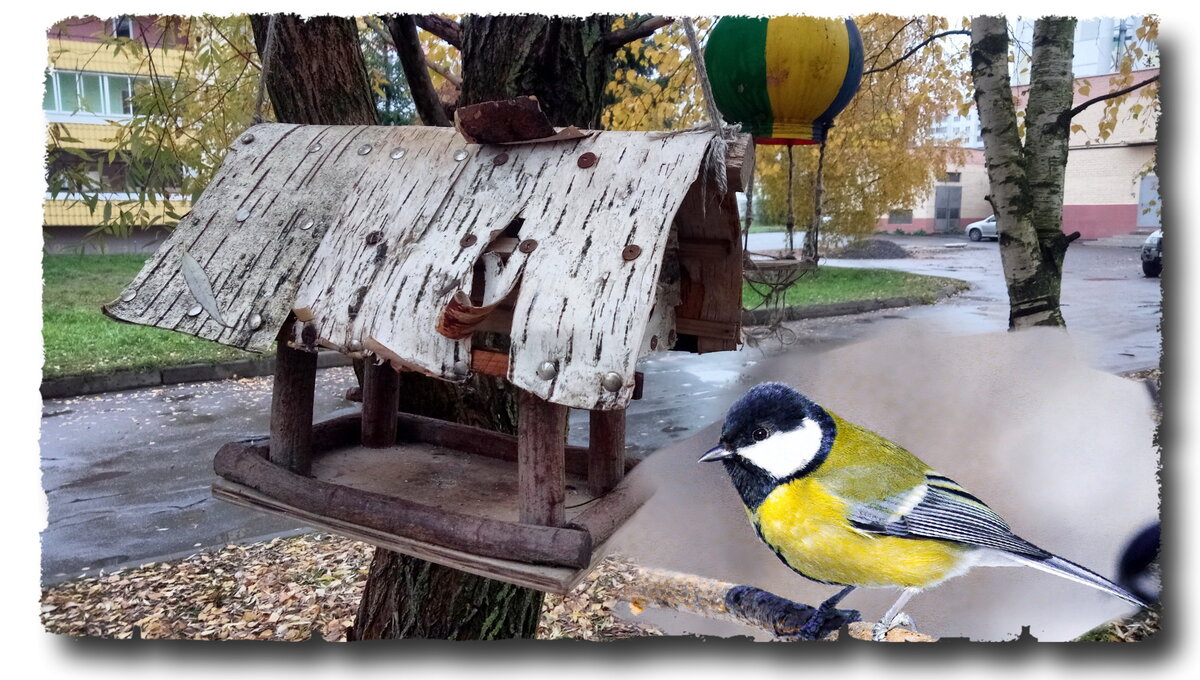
xmin=361 ymin=359 xmax=401 ymax=448
xmin=518 ymin=389 xmax=567 ymax=526
xmin=588 ymin=409 xmax=626 ymax=496
xmin=269 ymin=330 xmax=318 ymax=476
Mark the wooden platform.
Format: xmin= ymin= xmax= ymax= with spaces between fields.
xmin=212 ymin=412 xmax=651 ymax=594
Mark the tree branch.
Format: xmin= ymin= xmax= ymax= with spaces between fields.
xmin=384 ymin=15 xmax=452 ymax=127
xmin=865 ymin=18 xmax=919 ymax=73
xmin=414 ymin=14 xmax=462 ymax=49
xmin=1062 ymin=75 xmax=1159 ymax=122
xmin=426 ymin=57 xmax=461 ymax=87
xmin=605 ymin=16 xmax=674 ymax=49
xmin=863 ymin=29 xmax=970 ymax=75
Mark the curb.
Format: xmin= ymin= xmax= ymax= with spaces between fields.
xmin=41 ymin=351 xmax=353 ymax=400
xmin=741 ymin=284 xmax=967 ymax=326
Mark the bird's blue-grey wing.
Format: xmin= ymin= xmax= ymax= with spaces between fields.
xmin=845 ymin=473 xmax=1050 ymax=559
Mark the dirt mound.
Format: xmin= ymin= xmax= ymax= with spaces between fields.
xmin=827 ymin=239 xmax=911 ymax=259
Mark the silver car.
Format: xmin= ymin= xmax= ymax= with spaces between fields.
xmin=966 ymin=215 xmax=998 ymax=242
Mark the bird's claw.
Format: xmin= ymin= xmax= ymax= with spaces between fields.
xmin=872 ymin=612 xmax=916 ymax=641
xmin=788 ymin=607 xmax=861 ymax=641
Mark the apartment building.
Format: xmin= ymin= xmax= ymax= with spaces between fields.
xmin=43 ymin=16 xmax=189 ymax=252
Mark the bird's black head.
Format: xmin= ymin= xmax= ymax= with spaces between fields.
xmin=699 ymin=382 xmax=836 ymax=509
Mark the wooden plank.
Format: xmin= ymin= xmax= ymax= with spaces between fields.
xmin=214 ymin=439 xmax=592 ymax=568
xmin=213 ymin=480 xmax=590 ymax=594
xmin=361 ymin=359 xmax=400 ymax=447
xmin=470 ymin=348 xmax=509 ymax=377
xmin=725 ymin=134 xmax=755 ymax=194
xmin=518 ymin=389 xmax=567 ymax=527
xmin=453 ymin=96 xmax=556 ymax=144
xmin=675 ymin=316 xmax=741 ymax=343
xmin=587 ymin=409 xmax=626 ymax=496
xmin=571 ymin=476 xmax=652 ymax=547
xmin=269 ymin=326 xmax=317 ymax=475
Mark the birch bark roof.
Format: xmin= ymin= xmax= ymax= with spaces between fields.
xmin=104 ymin=123 xmax=737 ymax=410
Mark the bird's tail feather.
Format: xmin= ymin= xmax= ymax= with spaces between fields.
xmin=1007 ymin=553 xmax=1148 ymax=608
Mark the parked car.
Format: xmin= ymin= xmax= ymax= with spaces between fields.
xmin=966 ymin=215 xmax=998 ymax=241
xmin=1141 ymin=229 xmax=1162 ymax=278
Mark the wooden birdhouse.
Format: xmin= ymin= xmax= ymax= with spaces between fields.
xmin=103 ymin=99 xmax=752 ymax=593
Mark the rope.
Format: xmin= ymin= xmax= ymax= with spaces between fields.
xmin=804 ymin=140 xmax=828 ymax=262
xmin=682 ymin=17 xmax=729 ymax=197
xmin=252 ymin=14 xmax=280 ymax=124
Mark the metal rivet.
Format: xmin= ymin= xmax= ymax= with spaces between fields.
xmin=454 ymin=149 xmax=469 ymax=161
xmin=622 ymin=244 xmax=642 ymax=261
xmin=577 ymin=152 xmax=598 ymax=169
xmin=248 ymin=313 xmax=263 ymax=330
xmin=493 ymin=152 xmax=509 ymax=166
xmin=300 ymin=219 xmax=315 ymax=231
xmin=308 ymin=142 xmax=323 ymax=153
xmin=347 ymin=340 xmax=363 ymax=352
xmin=191 ymin=215 xmax=200 ymax=225
xmin=235 ymin=208 xmax=251 ymax=222
xmin=650 ymin=335 xmax=658 ymax=350
xmin=187 ymin=304 xmax=203 ymax=317
xmin=536 ymin=361 xmax=558 ymax=380
xmin=452 ymin=360 xmax=470 ymax=378
xmin=358 ymin=144 xmax=373 ymax=156
xmin=518 ymin=239 xmax=538 ymax=254
xmin=121 ymin=290 xmax=137 ymax=302
xmin=601 ymin=372 xmax=624 ymax=392
xmin=365 ymin=231 xmax=384 ymax=245
xmin=390 ymin=147 xmax=406 ymax=160
xmin=460 ymin=234 xmax=478 ymax=248
xmin=240 ymin=133 xmax=254 ymax=144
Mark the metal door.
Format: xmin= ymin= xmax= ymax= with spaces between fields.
xmin=934 ymin=185 xmax=962 ymax=233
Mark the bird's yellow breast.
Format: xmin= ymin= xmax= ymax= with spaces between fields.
xmin=753 ymin=477 xmax=969 ymax=588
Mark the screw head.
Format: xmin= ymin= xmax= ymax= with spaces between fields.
xmin=460 ymin=234 xmax=478 ymax=248
xmin=518 ymin=239 xmax=538 ymax=254
xmin=650 ymin=335 xmax=658 ymax=350
xmin=622 ymin=244 xmax=642 ymax=261
xmin=347 ymin=340 xmax=363 ymax=352
xmin=240 ymin=133 xmax=254 ymax=144
xmin=191 ymin=215 xmax=201 ymax=225
xmin=248 ymin=313 xmax=263 ymax=330
xmin=601 ymin=372 xmax=624 ymax=392
xmin=235 ymin=208 xmax=251 ymax=222
xmin=454 ymin=149 xmax=469 ymax=161
xmin=121 ymin=290 xmax=137 ymax=302
xmin=186 ymin=304 xmax=203 ymax=317
xmin=536 ymin=361 xmax=558 ymax=380
xmin=577 ymin=152 xmax=598 ymax=169
xmin=452 ymin=360 xmax=470 ymax=377
xmin=365 ymin=231 xmax=384 ymax=245
xmin=308 ymin=142 xmax=323 ymax=153
xmin=390 ymin=147 xmax=406 ymax=160
xmin=300 ymin=219 xmax=315 ymax=231
xmin=493 ymin=152 xmax=509 ymax=166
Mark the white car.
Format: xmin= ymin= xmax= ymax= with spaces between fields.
xmin=966 ymin=215 xmax=998 ymax=242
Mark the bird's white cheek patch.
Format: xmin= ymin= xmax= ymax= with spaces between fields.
xmin=738 ymin=420 xmax=825 ymax=479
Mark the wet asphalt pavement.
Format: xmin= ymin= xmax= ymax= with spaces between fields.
xmin=39 ymin=235 xmax=1162 ymax=585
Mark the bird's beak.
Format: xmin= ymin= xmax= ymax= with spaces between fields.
xmin=698 ymin=444 xmax=733 ymax=463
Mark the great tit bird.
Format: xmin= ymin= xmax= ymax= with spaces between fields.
xmin=700 ymin=382 xmax=1148 ymax=640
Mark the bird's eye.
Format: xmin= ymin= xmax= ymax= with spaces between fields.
xmin=752 ymin=427 xmax=768 ymax=441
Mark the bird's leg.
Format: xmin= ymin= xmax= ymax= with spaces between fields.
xmin=873 ymin=587 xmax=920 ymax=641
xmin=795 ymin=585 xmax=856 ymax=640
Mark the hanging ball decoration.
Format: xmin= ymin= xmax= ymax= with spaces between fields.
xmin=704 ymin=16 xmax=864 ymax=145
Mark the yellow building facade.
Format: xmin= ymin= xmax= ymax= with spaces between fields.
xmin=44 ymin=16 xmax=190 ymax=248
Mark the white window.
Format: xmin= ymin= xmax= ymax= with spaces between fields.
xmin=43 ymin=70 xmax=149 ymax=117
xmin=112 ymin=16 xmax=134 ymax=39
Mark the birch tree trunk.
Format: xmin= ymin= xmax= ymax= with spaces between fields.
xmin=971 ymin=16 xmax=1078 ymax=329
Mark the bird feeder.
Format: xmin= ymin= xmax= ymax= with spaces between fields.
xmin=103 ymin=98 xmax=752 ymax=593
xmin=704 ymin=15 xmax=864 ymax=146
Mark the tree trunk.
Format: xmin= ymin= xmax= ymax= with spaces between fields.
xmin=249 ymin=15 xmax=378 ymax=126
xmin=971 ymin=16 xmax=1077 ymax=329
xmin=350 ymin=14 xmax=627 ymax=640
xmin=459 ymin=15 xmax=615 ymax=128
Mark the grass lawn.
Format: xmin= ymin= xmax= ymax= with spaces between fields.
xmin=43 ymin=254 xmax=254 ymax=379
xmin=743 ymin=266 xmax=968 ymax=309
xmin=747 ymin=223 xmax=786 ymax=233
